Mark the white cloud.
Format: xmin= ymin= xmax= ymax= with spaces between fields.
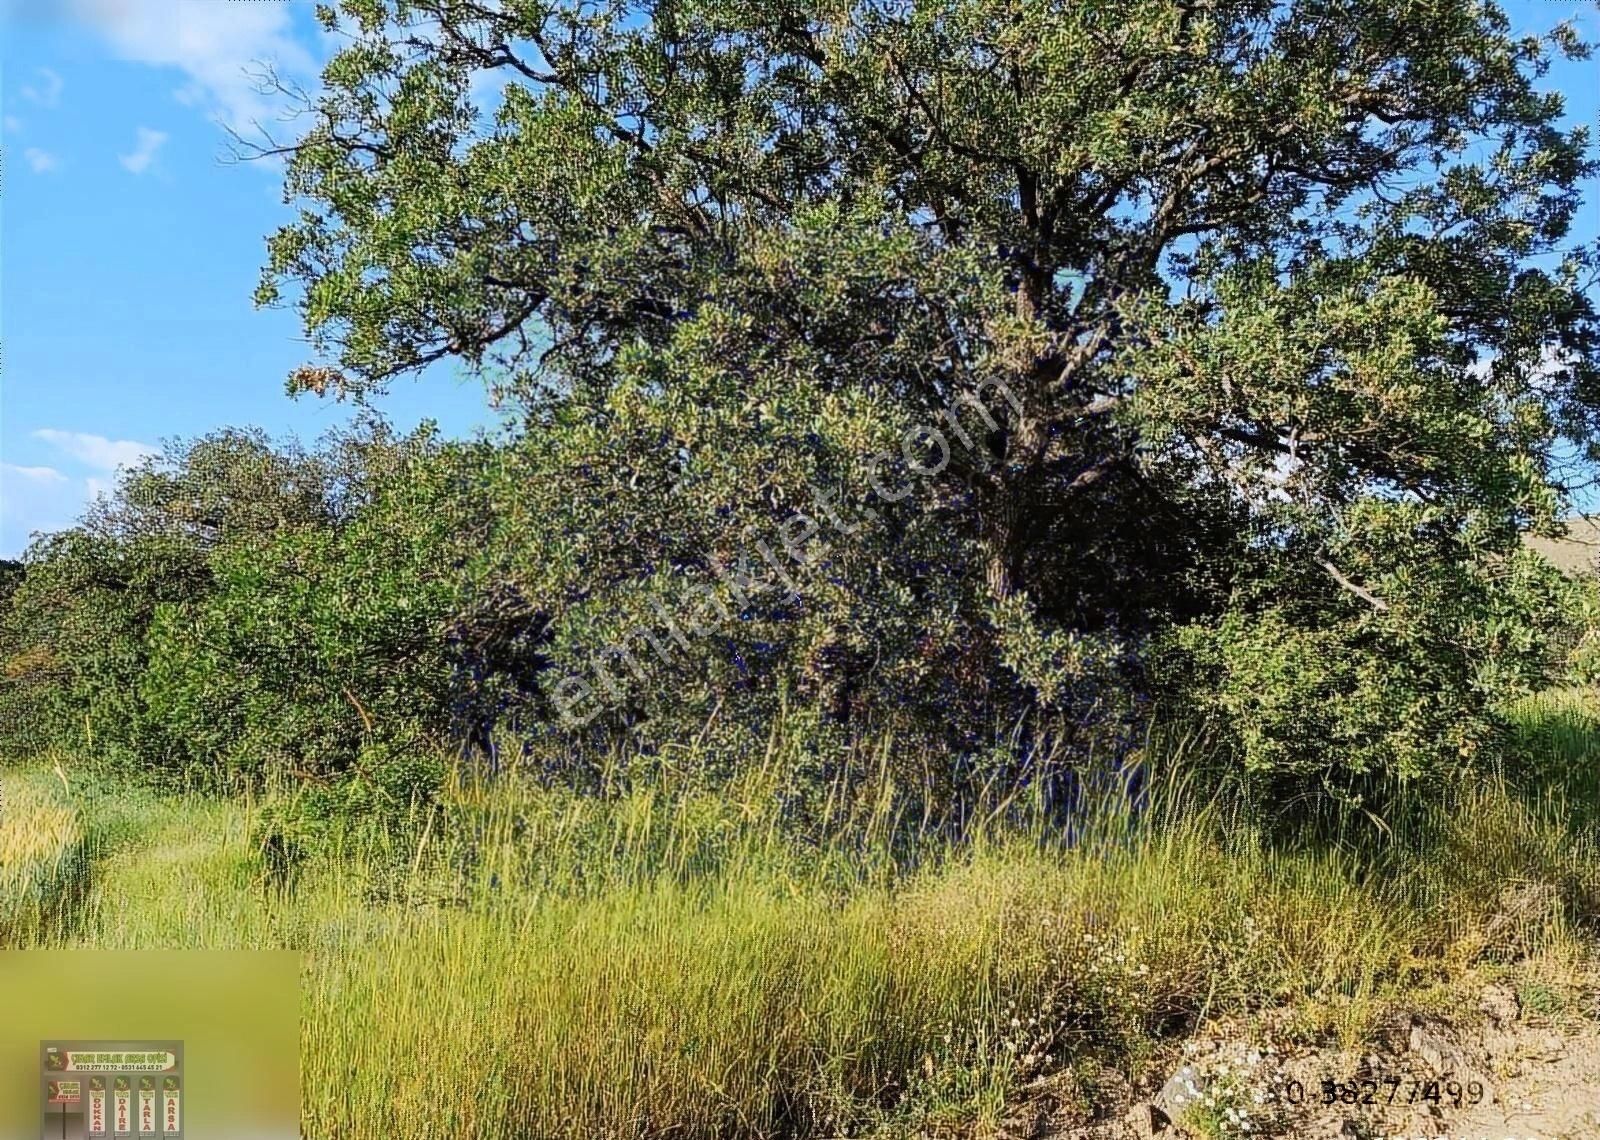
xmin=32 ymin=429 xmax=159 ymax=472
xmin=22 ymin=147 xmax=59 ymax=173
xmin=3 ymin=115 xmax=21 ymax=133
xmin=20 ymin=66 xmax=63 ymax=107
xmin=1467 ymin=344 xmax=1570 ymax=393
xmin=71 ymin=0 xmax=316 ymax=135
xmin=2 ymin=463 xmax=69 ymax=485
xmin=0 ymin=462 xmax=80 ymax=554
xmin=2 ymin=431 xmax=159 ymax=554
xmin=119 ymin=126 xmax=168 ymax=173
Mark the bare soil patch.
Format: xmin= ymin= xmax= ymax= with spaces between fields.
xmin=1007 ymin=983 xmax=1600 ymax=1140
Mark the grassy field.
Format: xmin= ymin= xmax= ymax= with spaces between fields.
xmin=3 ymin=705 xmax=1598 ymax=1139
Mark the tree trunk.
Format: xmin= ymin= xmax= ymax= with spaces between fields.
xmin=982 ymin=413 xmax=1045 ymax=604
xmin=984 ymin=263 xmax=1052 ymax=603
xmin=985 ymin=511 xmax=1018 ymax=601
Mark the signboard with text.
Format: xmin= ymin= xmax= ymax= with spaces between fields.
xmin=40 ymin=1044 xmax=182 ymax=1140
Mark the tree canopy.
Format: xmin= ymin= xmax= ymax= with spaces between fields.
xmin=8 ymin=0 xmax=1600 ymax=798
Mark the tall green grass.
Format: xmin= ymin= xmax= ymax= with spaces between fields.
xmin=3 ymin=704 xmax=1598 ymax=1138
xmin=288 ymin=764 xmax=1600 ymax=1137
xmin=1506 ymin=686 xmax=1600 ymax=827
xmin=0 ymin=766 xmax=86 ymax=944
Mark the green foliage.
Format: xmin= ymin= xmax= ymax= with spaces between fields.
xmin=1158 ymin=512 xmax=1583 ymax=791
xmin=10 ymin=0 xmax=1600 ymax=804
xmin=253 ymin=742 xmax=448 ymax=885
xmin=0 ymin=560 xmax=21 ymax=603
xmin=0 ymin=559 xmax=49 ymax=757
xmin=0 ymin=423 xmax=521 ymax=788
xmin=241 ymin=0 xmax=1600 ymax=788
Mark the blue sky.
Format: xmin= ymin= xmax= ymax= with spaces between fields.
xmin=1 ymin=1 xmax=1597 ymax=557
xmin=1 ymin=0 xmax=502 ymax=556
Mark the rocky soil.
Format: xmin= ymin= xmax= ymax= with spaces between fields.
xmin=1003 ymin=983 xmax=1600 ymax=1140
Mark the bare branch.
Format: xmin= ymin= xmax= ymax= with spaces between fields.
xmin=1316 ymin=556 xmax=1390 ymax=613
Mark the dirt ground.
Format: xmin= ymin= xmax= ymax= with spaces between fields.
xmin=1004 ymin=982 xmax=1600 ymax=1140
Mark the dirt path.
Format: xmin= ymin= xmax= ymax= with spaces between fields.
xmin=1422 ymin=1015 xmax=1600 ymax=1140
xmin=1017 ymin=982 xmax=1600 ymax=1140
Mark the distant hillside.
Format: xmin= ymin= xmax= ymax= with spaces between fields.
xmin=1526 ymin=517 xmax=1600 ymax=575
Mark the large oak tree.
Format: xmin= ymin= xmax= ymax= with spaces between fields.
xmin=255 ymin=0 xmax=1600 ymax=783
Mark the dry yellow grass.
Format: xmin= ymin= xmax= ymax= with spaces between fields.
xmin=3 ymin=704 xmax=1599 ymax=1137
xmin=0 ymin=767 xmax=86 ymax=943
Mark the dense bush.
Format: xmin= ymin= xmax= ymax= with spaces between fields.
xmin=1 ymin=423 xmax=529 ymax=790
xmin=3 ymin=408 xmax=1593 ymax=813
